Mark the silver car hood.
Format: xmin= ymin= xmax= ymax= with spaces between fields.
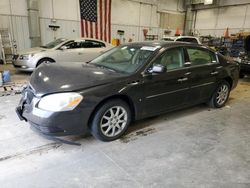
xmin=18 ymin=47 xmax=49 ymax=55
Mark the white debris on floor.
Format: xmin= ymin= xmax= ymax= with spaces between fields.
xmin=0 ymin=82 xmax=27 ymax=97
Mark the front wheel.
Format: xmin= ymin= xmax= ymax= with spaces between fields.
xmin=208 ymin=81 xmax=230 ymax=108
xmin=90 ymin=99 xmax=131 ymax=141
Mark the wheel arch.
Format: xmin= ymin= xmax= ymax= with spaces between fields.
xmin=223 ymin=76 xmax=233 ymax=89
xmin=87 ymin=94 xmax=137 ymax=127
xmin=36 ymin=57 xmax=56 ymax=67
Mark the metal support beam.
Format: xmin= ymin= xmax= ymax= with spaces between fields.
xmin=27 ymin=0 xmax=41 ymax=47
xmin=183 ymin=0 xmax=195 ymax=35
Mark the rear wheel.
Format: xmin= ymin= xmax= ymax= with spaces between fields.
xmin=90 ymin=99 xmax=131 ymax=141
xmin=36 ymin=58 xmax=54 ymax=67
xmin=208 ymin=81 xmax=230 ymax=108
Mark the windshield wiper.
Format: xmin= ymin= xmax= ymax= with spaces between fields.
xmin=92 ymin=63 xmax=117 ymax=72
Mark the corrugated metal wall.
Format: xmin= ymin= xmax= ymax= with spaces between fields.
xmin=0 ymin=15 xmax=30 ymax=50
xmin=195 ymin=3 xmax=250 ymax=36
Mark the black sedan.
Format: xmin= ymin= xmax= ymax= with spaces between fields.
xmin=16 ymin=42 xmax=239 ymax=141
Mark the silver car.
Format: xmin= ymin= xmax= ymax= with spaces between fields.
xmin=12 ymin=38 xmax=113 ymax=72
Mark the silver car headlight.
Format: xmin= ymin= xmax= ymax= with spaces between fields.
xmin=19 ymin=54 xmax=34 ymax=60
xmin=38 ymin=92 xmax=83 ymax=112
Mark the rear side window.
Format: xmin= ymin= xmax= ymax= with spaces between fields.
xmin=82 ymin=40 xmax=105 ymax=48
xmin=176 ymin=38 xmax=198 ymax=44
xmin=186 ymin=48 xmax=217 ymax=66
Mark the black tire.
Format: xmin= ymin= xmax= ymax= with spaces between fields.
xmin=90 ymin=99 xmax=131 ymax=141
xmin=208 ymin=81 xmax=230 ymax=108
xmin=36 ymin=58 xmax=54 ymax=67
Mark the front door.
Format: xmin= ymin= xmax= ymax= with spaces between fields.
xmin=141 ymin=47 xmax=191 ymax=116
xmin=55 ymin=40 xmax=83 ymax=62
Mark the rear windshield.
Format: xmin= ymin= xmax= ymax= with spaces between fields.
xmin=176 ymin=38 xmax=198 ymax=44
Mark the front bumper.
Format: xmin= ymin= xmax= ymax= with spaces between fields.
xmin=12 ymin=59 xmax=36 ymax=72
xmin=16 ymin=87 xmax=91 ymax=136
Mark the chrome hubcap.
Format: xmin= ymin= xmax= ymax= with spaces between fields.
xmin=100 ymin=106 xmax=128 ymax=137
xmin=216 ymin=84 xmax=229 ymax=105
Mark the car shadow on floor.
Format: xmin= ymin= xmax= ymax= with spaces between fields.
xmin=59 ymin=103 xmax=213 ymax=145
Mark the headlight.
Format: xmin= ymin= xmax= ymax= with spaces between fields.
xmin=19 ymin=54 xmax=34 ymax=60
xmin=38 ymin=92 xmax=83 ymax=112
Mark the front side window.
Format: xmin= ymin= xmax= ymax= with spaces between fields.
xmin=153 ymin=47 xmax=185 ymax=71
xmin=63 ymin=41 xmax=82 ymax=49
xmin=187 ymin=48 xmax=217 ymax=66
xmin=91 ymin=46 xmax=155 ymax=74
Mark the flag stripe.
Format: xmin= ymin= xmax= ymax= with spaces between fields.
xmin=90 ymin=21 xmax=93 ymax=38
xmin=99 ymin=0 xmax=103 ymax=40
xmin=104 ymin=0 xmax=107 ymax=42
xmin=108 ymin=0 xmax=111 ymax=42
xmin=81 ymin=20 xmax=84 ymax=37
xmin=95 ymin=19 xmax=98 ymax=39
xmin=85 ymin=20 xmax=88 ymax=37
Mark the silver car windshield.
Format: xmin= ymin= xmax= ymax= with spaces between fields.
xmin=91 ymin=46 xmax=156 ymax=74
xmin=41 ymin=38 xmax=67 ymax=49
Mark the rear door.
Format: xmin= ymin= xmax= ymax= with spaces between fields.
xmin=141 ymin=47 xmax=191 ymax=116
xmin=184 ymin=47 xmax=221 ymax=103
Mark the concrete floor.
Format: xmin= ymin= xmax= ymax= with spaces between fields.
xmin=0 ymin=65 xmax=250 ymax=188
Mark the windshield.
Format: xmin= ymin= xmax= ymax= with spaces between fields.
xmin=41 ymin=38 xmax=67 ymax=49
xmin=91 ymin=45 xmax=157 ymax=74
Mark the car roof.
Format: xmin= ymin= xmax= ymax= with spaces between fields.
xmin=121 ymin=41 xmax=204 ymax=49
xmin=176 ymin=36 xmax=199 ymax=39
xmin=66 ymin=38 xmax=110 ymax=44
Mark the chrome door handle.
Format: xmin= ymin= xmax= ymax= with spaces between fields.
xmin=184 ymin=72 xmax=191 ymax=76
xmin=211 ymin=71 xmax=218 ymax=75
xmin=216 ymin=66 xmax=223 ymax=69
xmin=178 ymin=77 xmax=188 ymax=82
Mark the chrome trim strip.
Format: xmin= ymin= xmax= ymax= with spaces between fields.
xmin=146 ymin=88 xmax=189 ymax=99
xmin=190 ymin=82 xmax=215 ymax=89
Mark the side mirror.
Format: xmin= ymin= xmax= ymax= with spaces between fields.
xmin=150 ymin=64 xmax=166 ymax=73
xmin=59 ymin=46 xmax=68 ymax=50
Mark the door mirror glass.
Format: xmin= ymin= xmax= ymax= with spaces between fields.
xmin=151 ymin=64 xmax=166 ymax=73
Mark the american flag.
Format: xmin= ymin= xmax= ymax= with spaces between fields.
xmin=79 ymin=0 xmax=111 ymax=43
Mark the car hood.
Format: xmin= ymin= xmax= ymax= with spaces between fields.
xmin=18 ymin=47 xmax=48 ymax=55
xmin=30 ymin=63 xmax=127 ymax=96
